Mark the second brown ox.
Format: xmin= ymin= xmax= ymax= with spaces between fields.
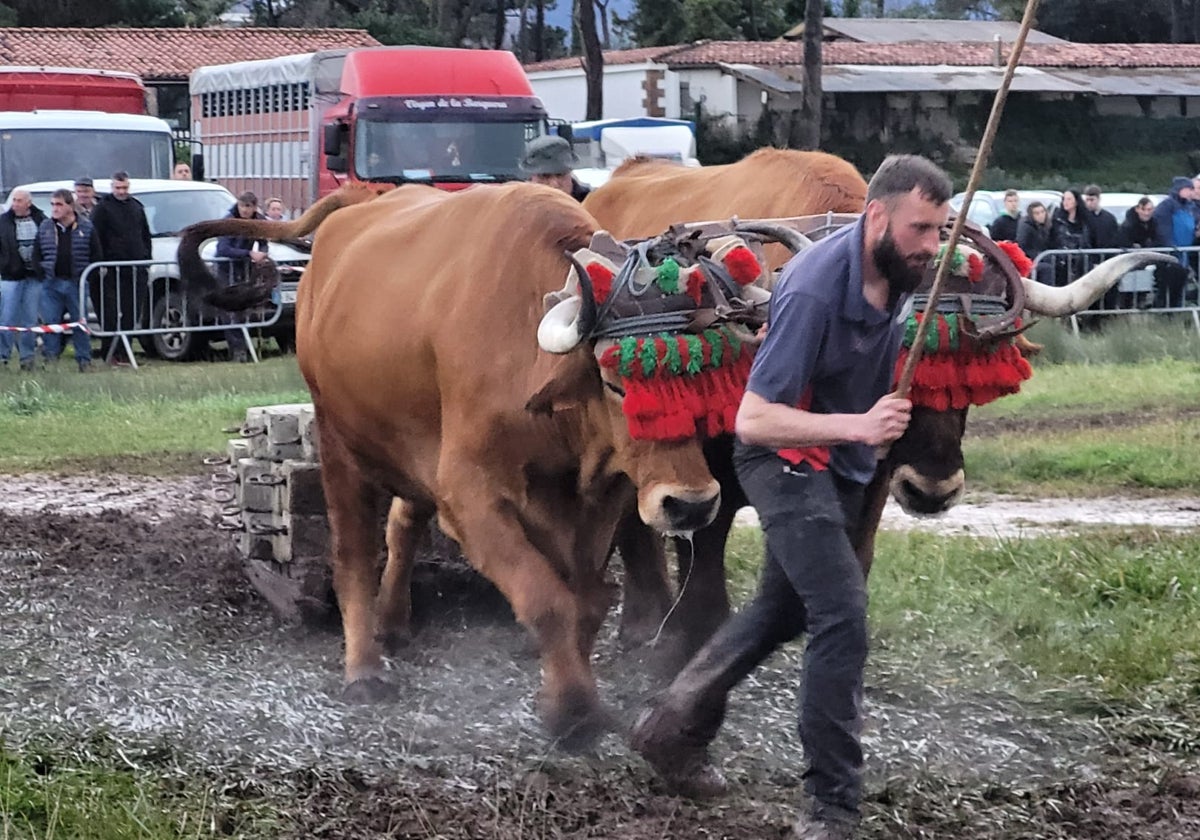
xmin=178 ymin=183 xmax=722 ymax=747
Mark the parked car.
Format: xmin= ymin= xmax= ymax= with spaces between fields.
xmin=5 ymin=178 xmax=309 ymax=361
xmin=950 ymin=189 xmax=1062 ymax=231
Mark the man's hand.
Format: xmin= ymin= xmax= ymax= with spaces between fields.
xmin=249 ymin=249 xmax=267 ymax=264
xmin=859 ymin=392 xmax=912 ymax=447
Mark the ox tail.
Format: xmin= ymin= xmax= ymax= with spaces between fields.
xmin=176 ymin=182 xmax=392 ymax=311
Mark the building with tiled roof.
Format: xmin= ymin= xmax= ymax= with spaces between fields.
xmin=526 ymin=36 xmax=1200 ymax=172
xmin=0 ymin=27 xmax=380 ymax=128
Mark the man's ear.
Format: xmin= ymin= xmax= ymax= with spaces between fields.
xmin=524 ymin=351 xmax=600 ymax=416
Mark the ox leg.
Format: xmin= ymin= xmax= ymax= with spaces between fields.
xmin=376 ymin=496 xmax=433 ymax=653
xmin=319 ymin=436 xmax=390 ymax=701
xmin=613 ymin=509 xmax=673 ymax=648
xmin=850 ymin=465 xmax=892 ymax=579
xmin=439 ymin=468 xmax=612 ymax=750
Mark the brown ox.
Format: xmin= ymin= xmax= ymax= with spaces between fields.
xmin=585 ymin=157 xmax=1176 ymax=664
xmin=583 ymin=148 xmax=867 ymax=271
xmin=177 ymin=183 xmax=723 ymax=747
xmin=582 ymin=150 xmax=866 ymax=660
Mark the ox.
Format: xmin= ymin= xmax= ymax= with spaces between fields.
xmin=583 ymin=150 xmax=867 ymax=660
xmin=177 ymin=183 xmax=724 ymax=747
xmin=586 ymin=158 xmax=1176 ymax=664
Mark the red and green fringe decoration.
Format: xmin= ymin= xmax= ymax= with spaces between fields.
xmin=896 ymin=312 xmax=1033 ymax=411
xmin=967 ymin=252 xmax=984 ymax=283
xmin=655 ymin=258 xmax=681 ymax=294
xmin=598 ymin=325 xmax=753 ymax=441
xmin=685 ymin=266 xmax=705 ymax=305
xmin=723 ymin=245 xmax=761 ymax=285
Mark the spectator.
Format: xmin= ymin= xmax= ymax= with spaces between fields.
xmin=1151 ymin=176 xmax=1197 ymax=307
xmin=1048 ymin=188 xmax=1092 ymax=286
xmin=987 ymin=188 xmax=1021 ymax=241
xmin=265 ymin=198 xmax=285 ymax=221
xmin=173 ymin=162 xmax=192 ymax=181
xmin=215 ymin=191 xmax=268 ymax=363
xmin=1016 ymin=200 xmax=1054 ymax=285
xmin=1119 ymin=196 xmax=1157 ymax=248
xmin=519 ymin=136 xmax=591 ymax=202
xmin=90 ymin=170 xmax=152 ymax=365
xmin=32 ymin=188 xmax=101 ymax=372
xmin=73 ymin=176 xmax=98 ymax=220
xmin=0 ymin=189 xmax=47 ymax=370
xmin=1081 ymin=184 xmax=1122 ymax=307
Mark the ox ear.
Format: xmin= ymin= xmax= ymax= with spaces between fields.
xmin=524 ymin=353 xmax=600 ymax=416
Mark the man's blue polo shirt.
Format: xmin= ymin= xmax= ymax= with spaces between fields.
xmin=740 ymin=217 xmax=910 ymax=486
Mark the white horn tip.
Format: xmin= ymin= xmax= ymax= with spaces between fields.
xmin=537 ymin=296 xmax=584 ymax=353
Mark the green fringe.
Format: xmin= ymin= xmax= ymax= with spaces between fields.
xmin=656 ymin=258 xmax=681 ymax=295
xmin=640 ymin=337 xmax=659 ymax=377
xmin=684 ymin=334 xmax=704 ymax=374
xmin=664 ymin=336 xmax=683 ymax=375
xmin=618 ymin=336 xmax=638 ymax=378
xmin=704 ymin=328 xmax=724 ymax=368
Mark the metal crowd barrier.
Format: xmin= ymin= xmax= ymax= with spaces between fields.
xmin=77 ymin=257 xmax=284 ymax=369
xmin=1030 ymin=246 xmax=1200 ymax=334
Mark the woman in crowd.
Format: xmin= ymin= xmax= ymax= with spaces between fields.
xmin=1048 ymin=188 xmax=1092 ymax=285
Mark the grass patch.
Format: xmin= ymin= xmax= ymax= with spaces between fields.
xmin=0 ymin=735 xmax=280 ymax=839
xmin=724 ymin=528 xmax=1200 ymax=706
xmin=0 ymin=358 xmax=309 ymax=474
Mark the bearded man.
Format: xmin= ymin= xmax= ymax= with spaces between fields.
xmin=631 ymin=155 xmax=952 ymax=840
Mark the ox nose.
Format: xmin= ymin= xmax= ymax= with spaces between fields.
xmin=661 ymin=492 xmax=721 ymax=533
xmin=899 ymin=480 xmax=959 ymax=515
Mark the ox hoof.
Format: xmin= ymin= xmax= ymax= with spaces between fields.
xmin=617 ymin=612 xmax=667 ymax=650
xmin=342 ymin=675 xmax=395 ymax=704
xmin=539 ymin=688 xmax=617 ymax=753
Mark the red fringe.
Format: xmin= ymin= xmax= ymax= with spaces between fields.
xmin=723 ymin=246 xmax=762 ymax=286
xmin=995 ymin=240 xmax=1034 ymax=277
xmin=621 ymin=352 xmax=753 ymax=441
xmin=896 ymin=341 xmax=1033 ymax=410
xmin=684 ymin=267 xmax=706 ymax=305
xmin=967 ymin=252 xmax=984 ymax=283
xmin=586 ymin=263 xmax=615 ymax=304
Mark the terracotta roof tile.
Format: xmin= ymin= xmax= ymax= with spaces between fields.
xmin=0 ymin=27 xmax=381 ymax=81
xmin=528 ymin=40 xmax=1200 ymax=72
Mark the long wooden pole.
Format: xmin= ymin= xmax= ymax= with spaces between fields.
xmin=893 ymin=0 xmax=1043 ymax=399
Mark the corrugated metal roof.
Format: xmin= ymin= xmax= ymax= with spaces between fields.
xmin=783 ymin=17 xmax=1068 ymax=44
xmin=719 ymin=63 xmax=804 ymax=94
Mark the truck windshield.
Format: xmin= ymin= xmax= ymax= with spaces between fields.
xmin=0 ymin=130 xmax=173 ymax=193
xmin=355 ymin=120 xmax=538 ymax=182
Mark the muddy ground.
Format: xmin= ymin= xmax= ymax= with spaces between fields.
xmin=3 ymin=473 xmax=1200 ymax=838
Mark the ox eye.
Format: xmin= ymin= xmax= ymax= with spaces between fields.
xmin=603 ymin=380 xmax=626 ymax=399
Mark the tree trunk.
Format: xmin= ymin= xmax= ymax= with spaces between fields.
xmin=494 ymin=0 xmax=507 ymax=48
xmin=797 ymin=0 xmax=823 ymax=150
xmin=517 ymin=0 xmax=532 ymax=61
xmin=579 ymin=0 xmax=604 ymax=119
xmin=1172 ymin=0 xmax=1187 ymax=42
xmin=534 ymin=0 xmax=546 ymax=61
xmin=595 ymin=0 xmax=612 ymax=48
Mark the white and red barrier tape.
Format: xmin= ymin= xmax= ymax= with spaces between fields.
xmin=0 ymin=321 xmax=89 ymax=334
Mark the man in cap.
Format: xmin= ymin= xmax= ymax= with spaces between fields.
xmin=519 ymin=135 xmax=591 ymax=202
xmin=73 ymin=177 xmax=98 ymax=220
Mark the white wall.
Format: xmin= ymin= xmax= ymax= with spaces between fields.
xmin=529 ymin=63 xmax=667 ymax=122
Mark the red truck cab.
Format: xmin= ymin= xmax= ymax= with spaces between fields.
xmin=191 ymin=47 xmax=548 ymax=213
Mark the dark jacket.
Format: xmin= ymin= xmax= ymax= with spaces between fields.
xmin=988 ymin=211 xmax=1020 ymax=242
xmin=215 ymin=204 xmax=268 ymax=282
xmin=1151 ymin=177 xmax=1197 ymax=249
xmin=0 ymin=204 xmax=47 ymax=279
xmin=1016 ymin=215 xmax=1051 ymax=259
xmin=1048 ymin=209 xmax=1092 ymax=252
xmin=1119 ymin=206 xmax=1157 ymax=248
xmin=1083 ymin=206 xmax=1121 ymax=250
xmin=90 ymin=192 xmax=152 ymax=260
xmin=570 ymin=178 xmax=591 ymax=203
xmin=33 ymin=215 xmax=103 ymax=282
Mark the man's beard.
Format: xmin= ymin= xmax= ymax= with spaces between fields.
xmin=872 ymin=225 xmax=930 ymax=300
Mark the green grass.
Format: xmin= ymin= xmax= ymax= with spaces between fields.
xmin=0 ymin=358 xmax=309 ymax=473
xmin=724 ymin=528 xmax=1200 ymax=706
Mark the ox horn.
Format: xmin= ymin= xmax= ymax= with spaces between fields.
xmin=733 ymin=222 xmax=814 ymax=254
xmin=1022 ymin=252 xmax=1178 ymax=316
xmin=537 ymin=251 xmax=600 ymax=353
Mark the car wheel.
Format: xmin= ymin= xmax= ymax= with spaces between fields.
xmin=150 ymin=290 xmax=202 ymax=362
